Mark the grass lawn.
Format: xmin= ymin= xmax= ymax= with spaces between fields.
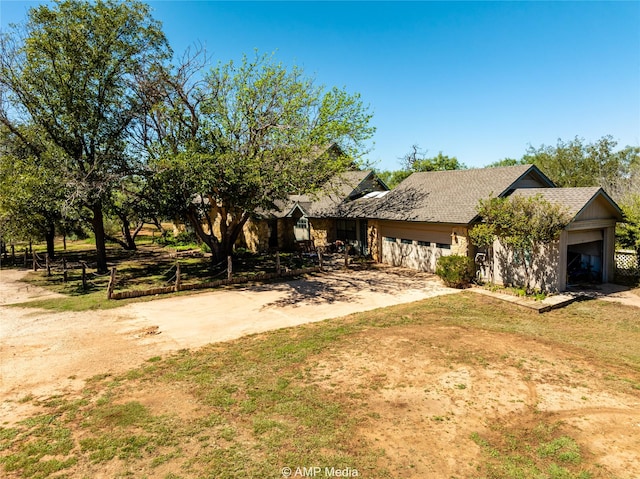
xmin=1 ymin=293 xmax=639 ymax=478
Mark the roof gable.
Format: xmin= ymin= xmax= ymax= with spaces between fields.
xmin=345 ymin=164 xmax=555 ymax=224
xmin=511 ymin=187 xmax=624 ymax=222
xmin=262 ymin=170 xmax=388 ymax=219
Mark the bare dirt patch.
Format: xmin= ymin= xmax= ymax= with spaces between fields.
xmin=0 ymin=267 xmax=458 ymax=421
xmin=312 ymin=325 xmax=640 ymax=479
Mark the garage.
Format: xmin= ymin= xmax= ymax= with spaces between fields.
xmin=567 ymin=230 xmax=604 ymax=284
xmin=378 ymin=221 xmax=454 ymax=272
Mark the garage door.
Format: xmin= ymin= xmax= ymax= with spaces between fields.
xmin=381 ymin=237 xmax=451 ymax=272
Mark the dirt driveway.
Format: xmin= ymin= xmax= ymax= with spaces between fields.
xmin=0 ymin=267 xmax=459 ymax=416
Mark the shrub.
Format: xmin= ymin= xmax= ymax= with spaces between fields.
xmin=436 ymin=255 xmax=475 ymax=288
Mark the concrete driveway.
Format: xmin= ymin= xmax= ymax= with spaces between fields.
xmin=0 ymin=267 xmax=459 ymax=419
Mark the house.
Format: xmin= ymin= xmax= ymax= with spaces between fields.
xmin=215 ymin=161 xmax=622 ymax=292
xmin=340 ymin=164 xmax=623 ymax=292
xmin=236 ymin=170 xmax=389 ymax=253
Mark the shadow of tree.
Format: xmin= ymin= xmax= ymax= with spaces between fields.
xmin=255 ymin=268 xmax=439 ymax=308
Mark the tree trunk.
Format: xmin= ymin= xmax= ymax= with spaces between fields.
xmin=220 ymin=212 xmax=251 ymax=259
xmin=45 ymin=222 xmax=56 ymax=259
xmin=185 ymin=206 xmax=219 ymax=261
xmin=91 ymin=202 xmax=108 ymax=274
xmin=118 ymin=213 xmax=137 ymax=251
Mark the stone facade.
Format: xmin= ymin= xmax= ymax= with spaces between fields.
xmin=367 ymin=221 xmax=381 ymax=262
xmin=310 ymin=218 xmax=335 ymax=248
xmin=450 ymin=226 xmax=470 ymax=257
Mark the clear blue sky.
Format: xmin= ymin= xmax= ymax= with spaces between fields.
xmin=2 ymin=1 xmax=639 ymax=170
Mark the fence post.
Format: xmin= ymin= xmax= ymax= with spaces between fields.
xmin=82 ymin=262 xmax=87 ymax=291
xmin=175 ymin=262 xmax=181 ymax=292
xmin=11 ymin=244 xmax=15 ymax=263
xmin=276 ymin=250 xmax=281 ymax=275
xmin=32 ymin=251 xmax=37 ymax=271
xmin=24 ymin=248 xmax=28 ymax=268
xmin=46 ymin=253 xmax=51 ymax=277
xmin=227 ymin=256 xmax=233 ymax=281
xmin=106 ymin=267 xmax=116 ymax=300
xmin=318 ymin=248 xmax=323 ymax=270
xmin=63 ymin=258 xmax=68 ymax=283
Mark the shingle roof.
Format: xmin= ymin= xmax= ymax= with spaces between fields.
xmin=260 ymin=170 xmax=382 ymax=218
xmin=511 ymin=187 xmax=623 ymax=220
xmin=343 ymin=164 xmax=552 ymax=224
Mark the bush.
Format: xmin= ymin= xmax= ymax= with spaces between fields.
xmin=435 ymin=255 xmax=475 ymax=288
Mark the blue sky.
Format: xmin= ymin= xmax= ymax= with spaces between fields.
xmin=2 ymin=1 xmax=639 ymax=170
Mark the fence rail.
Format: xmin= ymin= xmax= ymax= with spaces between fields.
xmin=108 ymin=265 xmax=322 ymax=300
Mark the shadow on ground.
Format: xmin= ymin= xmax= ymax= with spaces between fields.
xmin=255 ymin=267 xmax=441 ymax=308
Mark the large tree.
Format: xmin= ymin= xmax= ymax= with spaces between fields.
xmin=148 ymin=52 xmax=375 ymax=261
xmin=0 ymin=125 xmax=67 ymax=258
xmin=0 ymin=0 xmax=170 ymax=272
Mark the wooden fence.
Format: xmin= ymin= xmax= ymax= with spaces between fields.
xmin=107 ymin=251 xmax=325 ymax=300
xmin=107 ymin=264 xmax=323 ymax=300
xmin=615 ymin=249 xmax=639 ymax=280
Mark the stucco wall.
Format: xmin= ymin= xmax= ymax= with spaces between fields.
xmin=492 ymin=239 xmax=562 ymax=292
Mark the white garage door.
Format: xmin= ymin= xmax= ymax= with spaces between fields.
xmin=381 ymin=237 xmax=451 ymax=272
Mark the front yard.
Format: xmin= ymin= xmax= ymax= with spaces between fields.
xmin=1 ymin=292 xmax=638 ymax=479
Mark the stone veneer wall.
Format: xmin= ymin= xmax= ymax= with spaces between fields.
xmin=450 ymin=226 xmax=470 ymax=257
xmin=367 ymin=221 xmax=381 ymax=262
xmin=310 ymin=218 xmax=335 ymax=248
xmin=238 ymin=218 xmax=270 ymax=252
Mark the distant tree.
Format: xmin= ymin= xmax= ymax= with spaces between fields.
xmin=486 ymin=157 xmax=525 ymax=168
xmin=401 ymin=145 xmax=465 ymax=172
xmin=521 ymin=136 xmax=638 ymax=195
xmin=378 ymin=145 xmax=465 ymax=188
xmin=470 ymin=194 xmax=571 ymax=293
xmin=0 ymin=0 xmax=170 ymax=272
xmin=147 ymin=52 xmax=375 ymax=261
xmin=618 ymin=195 xmax=640 ymax=257
xmin=375 ymin=170 xmax=411 ymax=189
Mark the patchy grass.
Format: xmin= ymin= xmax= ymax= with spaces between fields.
xmin=471 ymin=421 xmax=593 ymax=479
xmin=1 ymin=294 xmax=639 ymax=478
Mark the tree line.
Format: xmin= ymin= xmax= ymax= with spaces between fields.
xmin=378 ymin=137 xmax=640 ymax=255
xmin=0 ymin=0 xmax=374 ymax=272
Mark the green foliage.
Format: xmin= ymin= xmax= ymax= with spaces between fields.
xmin=378 ymin=145 xmax=465 ymax=188
xmin=0 ymin=0 xmax=170 ymax=271
xmin=0 ymin=126 xmax=65 ymax=245
xmin=375 ymin=169 xmax=412 ymax=189
xmin=435 ymin=254 xmax=475 ymax=288
xmin=149 ymin=51 xmax=375 ymax=258
xmin=472 ymin=194 xmax=571 ymax=292
xmin=486 ymin=157 xmax=527 ymax=168
xmin=618 ymin=194 xmax=640 ymax=255
xmin=521 ymin=136 xmax=639 ymax=199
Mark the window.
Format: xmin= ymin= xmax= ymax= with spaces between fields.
xmin=336 ymin=219 xmax=357 ymax=241
xmin=294 ymin=217 xmax=310 ymax=241
xmin=383 ymin=236 xmax=396 ymax=242
xmin=401 ymin=238 xmax=412 ymax=244
xmin=436 ymin=243 xmax=451 ymax=250
xmin=417 ymin=240 xmax=430 ymax=247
